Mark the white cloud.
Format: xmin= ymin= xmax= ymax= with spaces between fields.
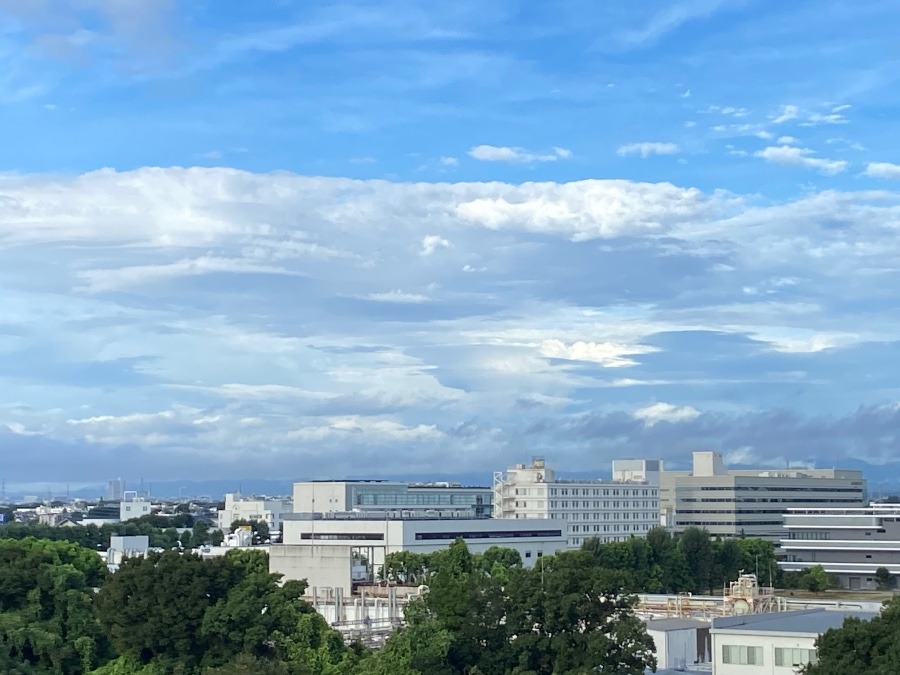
xmin=439 ymin=156 xmax=459 ymax=167
xmin=771 ymin=104 xmax=799 ymax=124
xmin=617 ymin=142 xmax=680 ymax=158
xmin=754 ymin=145 xmax=848 ymax=175
xmin=704 ymin=105 xmax=748 ymax=117
xmin=455 ymin=179 xmax=716 ymax=241
xmin=366 ymin=290 xmax=430 ymax=303
xmin=800 ymin=112 xmax=849 ymax=126
xmin=539 ymin=339 xmax=659 ymax=368
xmin=420 ymin=234 xmax=451 ymax=256
xmin=866 ymin=162 xmax=900 ymax=179
xmin=468 ymin=145 xmax=572 ymax=163
xmin=633 ymin=402 xmax=701 ymax=425
xmin=288 ymin=416 xmax=442 ymax=443
xmin=618 ymin=0 xmax=730 ymax=47
xmin=777 ymin=136 xmax=798 ymax=144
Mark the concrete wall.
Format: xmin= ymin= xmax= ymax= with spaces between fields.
xmin=270 ymin=544 xmax=355 ymax=596
xmin=292 ymin=483 xmax=353 ymax=513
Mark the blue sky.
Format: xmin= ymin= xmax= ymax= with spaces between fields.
xmin=1 ymin=0 xmax=900 ymax=488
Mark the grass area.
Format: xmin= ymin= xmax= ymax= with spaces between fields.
xmin=776 ymin=588 xmax=898 ymax=602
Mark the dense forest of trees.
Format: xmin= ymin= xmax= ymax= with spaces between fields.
xmin=0 ymin=524 xmax=845 ymax=673
xmin=805 ymin=596 xmax=900 ymax=674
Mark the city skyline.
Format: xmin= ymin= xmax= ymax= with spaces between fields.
xmin=1 ymin=1 xmax=899 ymax=482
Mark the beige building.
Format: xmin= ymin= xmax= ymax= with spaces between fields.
xmin=493 ymin=458 xmax=660 ymax=548
xmin=661 ymin=452 xmax=867 ymax=540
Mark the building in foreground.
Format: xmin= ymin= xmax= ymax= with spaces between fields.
xmin=645 ymin=618 xmax=711 ymax=671
xmin=217 ymin=493 xmax=292 ymax=533
xmin=780 ymin=505 xmax=900 ymax=589
xmin=660 ymin=451 xmax=867 ymax=540
xmin=292 ymin=480 xmax=492 ymax=518
xmin=493 ymin=458 xmax=660 ymax=547
xmin=710 ymin=609 xmax=876 ymax=674
xmin=270 ymin=512 xmax=566 ymax=595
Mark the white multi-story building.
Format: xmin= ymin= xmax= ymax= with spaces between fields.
xmin=493 ymin=458 xmax=660 ymax=548
xmin=292 ymin=480 xmax=492 ymax=518
xmin=272 ymin=511 xmax=567 ymax=595
xmin=217 ymin=493 xmax=292 ymax=533
xmin=660 ymin=452 xmax=867 ymax=540
xmin=780 ymin=505 xmax=900 ymax=590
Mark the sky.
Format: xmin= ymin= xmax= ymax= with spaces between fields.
xmin=1 ymin=0 xmax=900 ymax=489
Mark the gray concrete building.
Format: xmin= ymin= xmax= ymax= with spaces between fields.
xmin=780 ymin=505 xmax=900 ymax=589
xmin=661 ymin=452 xmax=866 ymax=540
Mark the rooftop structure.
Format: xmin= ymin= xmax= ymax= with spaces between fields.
xmin=780 ymin=504 xmax=900 ymax=589
xmin=292 ymin=480 xmax=491 ymax=519
xmin=660 ymin=451 xmax=867 ymax=541
xmin=493 ymin=457 xmax=660 ymax=547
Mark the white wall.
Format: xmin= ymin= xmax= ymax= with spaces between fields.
xmin=292 ymin=483 xmax=352 ymax=513
xmin=270 ymin=544 xmax=355 ymax=595
xmin=119 ymin=500 xmax=151 ymax=521
xmin=712 ymin=630 xmax=817 ymax=675
xmin=649 ymin=628 xmax=702 ymax=670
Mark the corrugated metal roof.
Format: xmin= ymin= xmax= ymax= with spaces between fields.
xmin=712 ymin=609 xmax=877 ymax=635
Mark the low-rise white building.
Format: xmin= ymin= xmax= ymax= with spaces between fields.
xmin=119 ymin=495 xmax=152 ymax=521
xmin=493 ymin=458 xmax=659 ymax=547
xmin=107 ymin=535 xmax=150 ymax=568
xmin=645 ymin=618 xmax=711 ymax=670
xmin=710 ymin=609 xmax=877 ymax=674
xmin=217 ymin=493 xmax=292 ymax=533
xmin=271 ymin=512 xmax=567 ymax=595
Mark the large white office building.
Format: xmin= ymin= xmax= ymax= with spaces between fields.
xmin=292 ymin=480 xmax=492 ymax=518
xmin=660 ymin=452 xmax=867 ymax=540
xmin=271 ymin=512 xmax=566 ymax=595
xmin=492 ymin=458 xmax=660 ymax=548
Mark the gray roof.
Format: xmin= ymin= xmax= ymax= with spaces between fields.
xmin=712 ymin=609 xmax=877 ymax=635
xmin=645 ymin=618 xmax=711 ymax=631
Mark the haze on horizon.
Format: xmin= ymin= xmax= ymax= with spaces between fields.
xmin=1 ymin=0 xmax=899 ymax=487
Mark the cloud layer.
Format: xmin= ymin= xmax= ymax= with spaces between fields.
xmin=0 ymin=167 xmax=899 ymax=485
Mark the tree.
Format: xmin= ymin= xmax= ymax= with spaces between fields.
xmin=380 ymin=551 xmax=428 ymax=585
xmin=801 ymin=565 xmax=831 ymax=594
xmin=875 ymin=567 xmax=895 ymax=591
xmin=0 ymin=538 xmax=110 ymax=673
xmin=355 ymin=600 xmax=452 ymax=675
xmin=806 ymin=597 xmax=900 ymax=674
xmin=678 ymin=527 xmax=714 ymax=593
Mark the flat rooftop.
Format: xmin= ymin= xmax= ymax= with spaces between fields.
xmin=712 ymin=609 xmax=877 ymax=635
xmin=645 ymin=618 xmax=710 ymax=632
xmin=284 ymin=512 xmax=493 ymax=521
